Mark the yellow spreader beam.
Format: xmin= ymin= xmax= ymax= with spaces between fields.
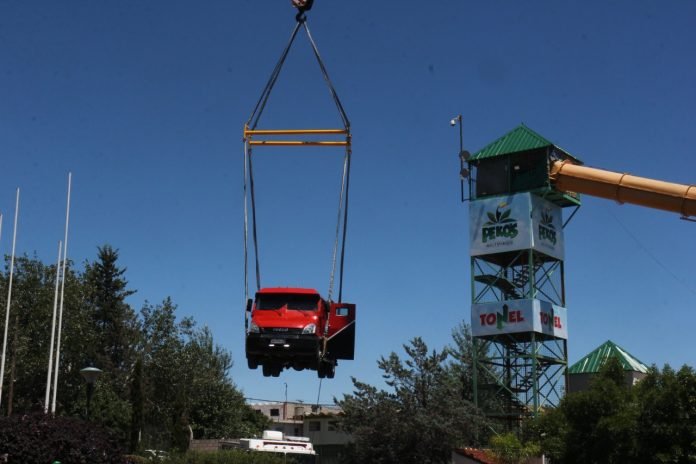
xmin=249 ymin=140 xmax=349 ymax=146
xmin=244 ymin=127 xmax=351 ymax=147
xmin=245 ymin=129 xmax=348 ymax=135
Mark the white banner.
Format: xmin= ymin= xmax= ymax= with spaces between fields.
xmin=531 ymin=194 xmax=565 ymax=260
xmin=469 ymin=194 xmax=530 ymax=256
xmin=469 ymin=193 xmax=564 ymax=260
xmin=471 ymin=299 xmax=568 ymax=339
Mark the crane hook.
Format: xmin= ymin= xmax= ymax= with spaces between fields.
xmin=292 ymin=0 xmax=314 ymax=22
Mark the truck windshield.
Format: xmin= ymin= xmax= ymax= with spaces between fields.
xmin=256 ymin=293 xmax=320 ymax=311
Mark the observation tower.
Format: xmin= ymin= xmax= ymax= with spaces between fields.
xmin=462 ymin=122 xmax=695 ymax=427
xmin=465 ymin=125 xmax=580 ymax=426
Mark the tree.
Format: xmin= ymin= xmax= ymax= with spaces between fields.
xmin=139 ymin=298 xmax=188 ymax=449
xmin=532 ymin=359 xmax=696 ymax=463
xmin=533 ymin=358 xmax=637 ymax=463
xmin=184 ymin=326 xmax=261 ymax=439
xmin=130 ymin=357 xmax=144 ymax=452
xmin=489 ymin=433 xmax=540 ymax=464
xmin=0 ymin=255 xmax=57 ymax=415
xmin=633 ymin=364 xmax=696 ymax=463
xmin=448 ymin=322 xmax=509 ymax=419
xmin=0 ymin=413 xmax=126 ymax=464
xmin=338 ymin=337 xmax=488 ymax=464
xmin=447 ymin=322 xmax=476 ymax=402
xmin=0 ymin=254 xmax=90 ymax=418
xmin=139 ymin=299 xmax=266 ymax=449
xmin=80 ymin=246 xmax=138 ymax=443
xmin=83 ymin=245 xmax=138 ymax=376
xmin=563 ymin=358 xmax=637 ymax=462
xmin=339 ymin=381 xmax=404 ymax=464
xmin=0 ymin=246 xmax=265 ymax=449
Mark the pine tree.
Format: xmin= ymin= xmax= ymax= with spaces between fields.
xmin=338 ymin=337 xmax=489 ymax=464
xmin=83 ymin=245 xmax=137 ymax=377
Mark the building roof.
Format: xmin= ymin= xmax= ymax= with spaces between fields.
xmin=453 ymin=448 xmax=496 ymax=464
xmin=568 ymin=340 xmax=649 ymax=374
xmin=471 ymin=124 xmax=582 ymax=164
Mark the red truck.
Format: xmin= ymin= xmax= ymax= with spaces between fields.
xmin=245 ymin=287 xmax=355 ymax=378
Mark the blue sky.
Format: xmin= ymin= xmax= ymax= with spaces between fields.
xmin=1 ymin=1 xmax=695 ymax=405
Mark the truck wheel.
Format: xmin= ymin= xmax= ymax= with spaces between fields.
xmin=317 ymin=363 xmax=326 ymax=379
xmin=262 ymin=364 xmax=272 ymax=377
xmin=271 ymin=365 xmax=282 ymax=377
xmin=327 ymin=362 xmax=335 ymax=379
xmin=247 ymin=358 xmax=259 ymax=370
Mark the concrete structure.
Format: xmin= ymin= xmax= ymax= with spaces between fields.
xmin=302 ymin=412 xmax=351 ymax=463
xmin=250 ymin=401 xmax=307 ymax=437
xmin=568 ymin=340 xmax=648 ymax=393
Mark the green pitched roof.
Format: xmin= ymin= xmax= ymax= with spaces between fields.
xmin=568 ymin=340 xmax=648 ymax=374
xmin=471 ymin=124 xmax=582 ymax=163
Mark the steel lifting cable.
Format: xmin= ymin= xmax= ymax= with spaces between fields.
xmin=302 ymin=20 xmax=350 ymax=131
xmin=244 ymin=22 xmax=302 ymax=304
xmin=300 ymin=18 xmax=351 ymax=302
xmin=298 ymin=18 xmax=352 ymax=303
xmin=246 ymin=21 xmax=304 ymax=131
xmin=243 ymin=139 xmax=250 ymax=308
xmin=327 ymin=147 xmax=351 ymax=302
xmin=315 ymin=377 xmax=323 ymax=410
xmin=247 ymin=147 xmax=261 ymax=290
xmin=337 ymin=146 xmax=351 ymax=302
xmin=244 ymin=21 xmax=304 ymax=302
xmin=243 ymin=14 xmax=352 ymax=307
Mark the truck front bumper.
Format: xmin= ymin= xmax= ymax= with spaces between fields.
xmin=246 ymin=333 xmax=321 ymax=361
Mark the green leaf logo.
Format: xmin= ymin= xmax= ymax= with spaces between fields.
xmin=540 ymin=209 xmax=555 ymax=229
xmin=485 ymin=205 xmax=516 ymax=226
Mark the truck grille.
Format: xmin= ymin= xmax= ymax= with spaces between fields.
xmin=261 ymin=327 xmax=303 ymax=335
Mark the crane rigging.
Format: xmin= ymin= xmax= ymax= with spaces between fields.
xmin=292 ymin=0 xmax=314 ymax=20
xmin=242 ymin=3 xmax=355 ymax=379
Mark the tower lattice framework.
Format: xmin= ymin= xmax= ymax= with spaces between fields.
xmin=466 ymin=125 xmax=581 ymax=427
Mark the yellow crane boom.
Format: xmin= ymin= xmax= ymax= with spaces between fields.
xmin=550 ymin=160 xmax=696 ymax=218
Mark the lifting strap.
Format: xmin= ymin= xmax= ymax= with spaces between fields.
xmin=243 ymin=13 xmax=352 ymax=311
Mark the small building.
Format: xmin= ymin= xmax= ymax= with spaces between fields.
xmin=250 ymin=401 xmax=308 ymax=437
xmin=249 ymin=401 xmax=349 ymax=464
xmin=303 ymin=412 xmax=351 ymax=463
xmin=191 ymin=401 xmax=348 ymax=460
xmin=568 ymin=340 xmax=648 ymax=393
xmin=452 ymin=448 xmax=496 ymax=464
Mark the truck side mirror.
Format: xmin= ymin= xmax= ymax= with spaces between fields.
xmin=246 ymin=298 xmax=253 ymax=312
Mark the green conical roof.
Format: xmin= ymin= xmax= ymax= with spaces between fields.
xmin=471 ymin=124 xmax=582 ymax=163
xmin=568 ymin=340 xmax=648 ymax=374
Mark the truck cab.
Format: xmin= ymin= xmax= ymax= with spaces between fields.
xmin=245 ymin=287 xmax=355 ymax=378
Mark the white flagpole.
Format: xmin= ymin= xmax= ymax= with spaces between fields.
xmin=0 ymin=189 xmax=20 ymax=411
xmin=51 ymin=173 xmax=72 ymax=414
xmin=44 ymin=240 xmax=62 ymax=414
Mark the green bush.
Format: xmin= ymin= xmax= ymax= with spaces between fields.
xmin=489 ymin=432 xmax=540 ymax=464
xmin=0 ymin=413 xmax=126 ymax=464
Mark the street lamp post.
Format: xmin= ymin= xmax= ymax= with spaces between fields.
xmin=79 ymin=366 xmax=102 ymax=419
xmin=450 ymin=114 xmax=471 ymax=202
xmin=284 ymin=382 xmax=288 ymax=421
